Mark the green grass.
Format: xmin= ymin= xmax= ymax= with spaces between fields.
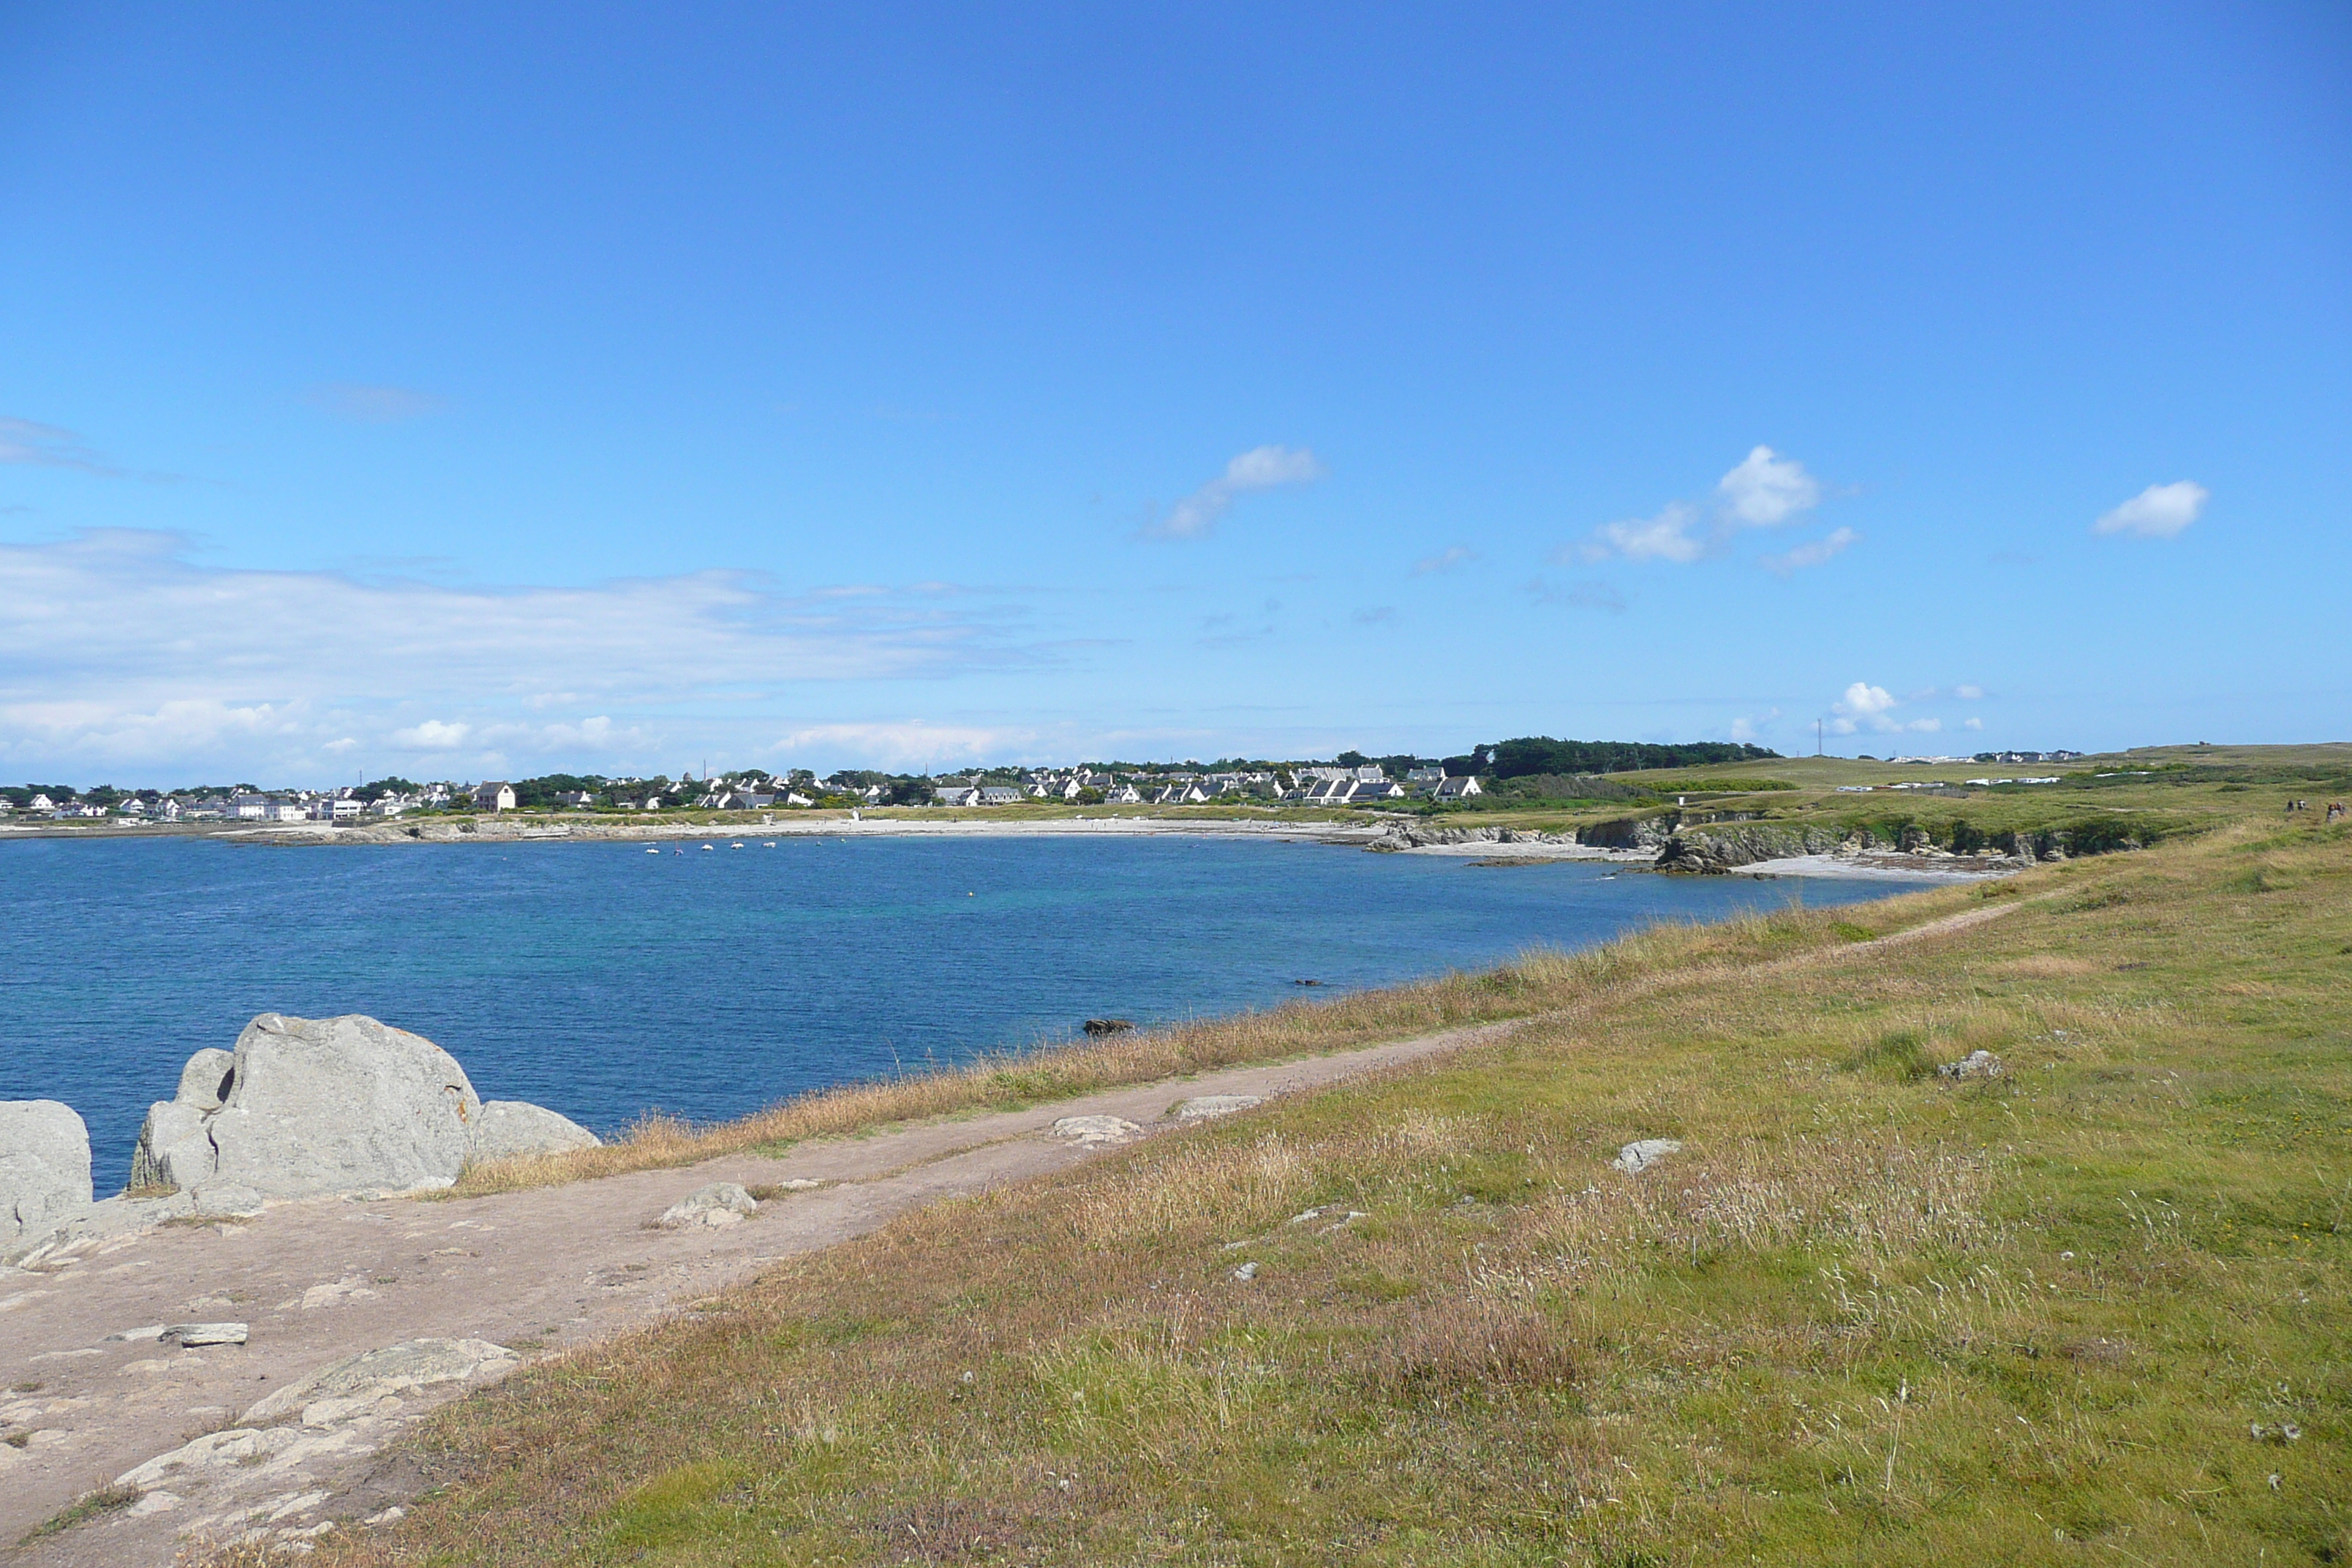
xmin=296 ymin=812 xmax=2352 ymax=1567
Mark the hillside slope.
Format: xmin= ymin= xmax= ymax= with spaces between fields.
xmin=249 ymin=821 xmax=2352 ymax=1565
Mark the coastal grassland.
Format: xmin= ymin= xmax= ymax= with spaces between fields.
xmin=308 ymin=820 xmax=2350 ymax=1566
xmin=1433 ymin=742 xmax=2352 ymax=846
xmin=448 ymin=893 xmax=1974 ymax=1197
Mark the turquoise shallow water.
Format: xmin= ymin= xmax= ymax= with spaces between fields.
xmin=1 ymin=833 xmax=1927 ymax=1186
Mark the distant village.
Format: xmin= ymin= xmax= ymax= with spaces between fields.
xmin=0 ymin=761 xmax=1486 ymax=823
xmin=0 ymin=742 xmax=2089 ymax=824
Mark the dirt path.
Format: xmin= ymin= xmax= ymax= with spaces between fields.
xmin=0 ymin=894 xmax=2032 ymax=1564
xmin=0 ymin=1022 xmax=1518 ymax=1564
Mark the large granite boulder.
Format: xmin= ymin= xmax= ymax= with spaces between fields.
xmin=467 ymin=1100 xmax=600 ymax=1165
xmin=130 ymin=1015 xmax=602 ymax=1198
xmin=1 ymin=1100 xmax=94 ymax=1243
xmin=131 ymin=1014 xmax=481 ymax=1199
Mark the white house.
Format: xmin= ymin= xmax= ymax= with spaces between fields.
xmin=1433 ymin=776 xmax=1483 ymax=802
xmin=472 ymin=782 xmax=517 ymax=813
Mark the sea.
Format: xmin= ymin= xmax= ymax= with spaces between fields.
xmin=1 ymin=832 xmax=1932 ymax=1184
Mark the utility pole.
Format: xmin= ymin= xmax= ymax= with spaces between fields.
xmin=1816 ymin=718 xmax=1824 ymax=756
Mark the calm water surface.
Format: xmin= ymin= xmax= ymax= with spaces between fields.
xmin=2 ymin=834 xmax=1927 ymax=1182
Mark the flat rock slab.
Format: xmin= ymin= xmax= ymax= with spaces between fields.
xmin=1048 ymin=1115 xmax=1142 ymax=1145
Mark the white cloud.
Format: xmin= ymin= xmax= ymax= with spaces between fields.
xmin=1577 ymin=502 xmax=1704 ymax=564
xmin=1828 ymin=681 xmax=1949 ymax=736
xmin=392 ymin=720 xmax=472 ymax=749
xmin=0 ymin=530 xmax=1043 ymax=777
xmin=2094 ymin=480 xmax=2207 ymax=539
xmin=1716 ymin=445 xmax=1823 ymax=527
xmin=1576 ymin=446 xmax=1828 ymax=566
xmin=1758 ymin=527 xmax=1858 ymax=576
xmin=1145 ymin=445 xmax=1327 ymax=540
xmin=1956 ymin=684 xmax=1985 ymax=701
xmin=1528 ymin=577 xmax=1627 ymax=612
xmin=1729 ymin=706 xmax=1781 ymax=743
xmin=1964 ymin=717 xmax=1983 ymax=730
xmin=1411 ymin=545 xmax=1475 ymax=576
xmin=1836 ymin=682 xmax=1899 ymax=719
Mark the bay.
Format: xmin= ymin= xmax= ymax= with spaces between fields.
xmin=1 ymin=833 xmax=1926 ymax=1184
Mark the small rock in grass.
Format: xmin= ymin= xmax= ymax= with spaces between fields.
xmin=1049 ymin=1115 xmax=1141 ymax=1145
xmin=657 ymin=1182 xmax=757 ymax=1229
xmin=1231 ymin=1261 xmax=1259 ymax=1281
xmin=1610 ymin=1139 xmax=1681 ymax=1175
xmin=1937 ymin=1050 xmax=2005 ymax=1080
xmin=1171 ymin=1095 xmax=1264 ymax=1121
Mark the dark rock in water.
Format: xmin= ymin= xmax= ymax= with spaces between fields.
xmin=1293 ymin=979 xmax=1322 ymax=987
xmin=1082 ymin=1018 xmax=1135 ymax=1038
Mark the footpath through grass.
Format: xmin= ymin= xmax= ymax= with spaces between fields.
xmin=309 ymin=822 xmax=2348 ymax=1566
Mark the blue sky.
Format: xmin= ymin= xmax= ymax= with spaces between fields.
xmin=2 ymin=3 xmax=2346 ymax=783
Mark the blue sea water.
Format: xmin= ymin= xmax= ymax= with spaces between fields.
xmin=1 ymin=833 xmax=1927 ymax=1184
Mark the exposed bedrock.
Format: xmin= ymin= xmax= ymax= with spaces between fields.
xmin=1652 ymin=823 xmax=1847 ymax=874
xmin=0 ymin=1099 xmax=93 ymax=1244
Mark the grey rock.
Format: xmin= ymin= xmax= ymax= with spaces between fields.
xmin=129 ymin=1099 xmax=212 ymax=1192
xmin=0 ymin=1100 xmax=94 ymax=1245
xmin=1611 ymin=1137 xmax=1683 ymax=1174
xmin=1 ymin=1191 xmax=196 ymax=1269
xmin=239 ymin=1336 xmax=518 ymax=1427
xmin=1938 ymin=1049 xmax=2005 ymax=1080
xmin=658 ymin=1181 xmax=758 ymax=1229
xmin=1231 ymin=1260 xmax=1260 ymax=1281
xmin=133 ymin=1014 xmax=486 ymax=1200
xmin=177 ymin=1047 xmax=238 ymax=1110
xmin=167 ymin=1322 xmax=249 ymax=1346
xmin=1170 ymin=1094 xmax=1264 ymax=1121
xmin=192 ymin=1184 xmax=266 ymax=1218
xmin=1048 ymin=1115 xmax=1141 ymax=1145
xmin=466 ymin=1100 xmax=601 ymax=1165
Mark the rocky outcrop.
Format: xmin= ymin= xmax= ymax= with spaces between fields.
xmin=1653 ymin=823 xmax=1844 ymax=874
xmin=1577 ymin=815 xmax=1678 ymax=852
xmin=467 ymin=1101 xmax=600 ymax=1165
xmin=0 ymin=1101 xmax=93 ymax=1244
xmin=1365 ymin=823 xmax=1581 ymax=852
xmin=129 ymin=1014 xmax=598 ymax=1201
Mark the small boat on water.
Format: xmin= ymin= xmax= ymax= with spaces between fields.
xmin=700 ymin=843 xmax=714 ymax=852
xmin=644 ymin=847 xmax=659 ymax=854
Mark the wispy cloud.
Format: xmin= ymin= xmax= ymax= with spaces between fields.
xmin=1411 ymin=545 xmax=1475 ymax=576
xmin=1529 ymin=577 xmax=1626 ymax=613
xmin=0 ymin=530 xmax=1044 ymax=775
xmin=766 ymin=721 xmax=1035 ymax=772
xmin=1143 ymin=445 xmax=1327 ymax=540
xmin=0 ymin=415 xmax=122 ymax=476
xmin=305 ymin=383 xmax=449 ymax=423
xmin=1730 ymin=706 xmax=1782 ymax=743
xmin=1758 ymin=526 xmax=1858 ymax=576
xmin=1576 ymin=446 xmax=1828 ymax=565
xmin=2094 ymin=480 xmax=2206 ymax=539
xmin=1575 ymin=502 xmax=1705 ymax=564
xmin=1352 ymin=605 xmax=1398 ymax=625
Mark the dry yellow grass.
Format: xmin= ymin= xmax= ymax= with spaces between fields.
xmin=445 ymin=898 xmax=1975 ymax=1197
xmin=279 ymin=819 xmax=2352 ymax=1567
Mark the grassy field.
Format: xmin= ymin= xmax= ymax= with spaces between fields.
xmin=284 ymin=806 xmax=2348 ymax=1567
